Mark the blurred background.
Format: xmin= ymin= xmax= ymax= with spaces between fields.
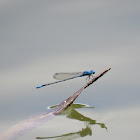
xmin=0 ymin=0 xmax=140 ymax=140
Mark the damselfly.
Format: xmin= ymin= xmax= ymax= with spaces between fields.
xmin=36 ymin=70 xmax=95 ymax=88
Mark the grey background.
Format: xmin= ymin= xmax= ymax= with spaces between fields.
xmin=0 ymin=0 xmax=140 ymax=139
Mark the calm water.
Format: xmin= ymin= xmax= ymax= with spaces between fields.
xmin=1 ymin=99 xmax=140 ymax=140
xmin=20 ymin=104 xmax=140 ymax=140
xmin=0 ymin=1 xmax=140 ymax=139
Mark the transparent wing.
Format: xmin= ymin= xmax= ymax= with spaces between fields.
xmin=53 ymin=72 xmax=84 ymax=80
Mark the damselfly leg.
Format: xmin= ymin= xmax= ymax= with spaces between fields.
xmin=86 ymin=74 xmax=94 ymax=83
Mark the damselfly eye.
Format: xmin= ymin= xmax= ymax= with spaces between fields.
xmin=90 ymin=70 xmax=95 ymax=74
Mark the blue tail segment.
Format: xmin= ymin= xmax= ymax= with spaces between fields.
xmin=36 ymin=85 xmax=43 ymax=88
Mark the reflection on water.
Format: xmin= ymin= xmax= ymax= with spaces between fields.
xmin=36 ymin=104 xmax=107 ymax=139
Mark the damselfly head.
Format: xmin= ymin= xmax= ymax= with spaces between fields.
xmin=90 ymin=70 xmax=95 ymax=74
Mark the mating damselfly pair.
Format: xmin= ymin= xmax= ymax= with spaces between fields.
xmin=36 ymin=70 xmax=95 ymax=88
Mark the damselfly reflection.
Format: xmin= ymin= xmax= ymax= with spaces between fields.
xmin=36 ymin=104 xmax=107 ymax=140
